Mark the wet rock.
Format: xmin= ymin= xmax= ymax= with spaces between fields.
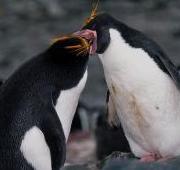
xmin=102 ymin=153 xmax=180 ymax=170
xmin=61 ymin=165 xmax=91 ymax=170
xmin=95 ymin=113 xmax=130 ymax=160
xmin=62 ymin=152 xmax=180 ymax=170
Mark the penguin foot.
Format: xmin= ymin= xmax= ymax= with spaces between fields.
xmin=140 ymin=153 xmax=161 ymax=162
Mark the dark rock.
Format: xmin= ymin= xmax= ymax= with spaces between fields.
xmin=61 ymin=163 xmax=98 ymax=170
xmin=95 ymin=113 xmax=131 ymax=160
xmin=61 ymin=165 xmax=90 ymax=170
xmin=61 ymin=153 xmax=180 ymax=170
xmin=102 ymin=153 xmax=180 ymax=170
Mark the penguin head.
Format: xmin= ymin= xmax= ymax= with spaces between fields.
xmin=82 ymin=13 xmax=114 ymax=54
xmin=49 ymin=35 xmax=92 ymax=60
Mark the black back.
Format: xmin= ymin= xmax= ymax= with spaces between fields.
xmin=0 ymin=38 xmax=89 ymax=170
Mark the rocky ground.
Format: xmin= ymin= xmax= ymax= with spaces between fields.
xmin=1 ymin=0 xmax=180 ymax=169
xmin=63 ymin=152 xmax=180 ymax=170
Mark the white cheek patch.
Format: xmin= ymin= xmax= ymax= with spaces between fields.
xmin=20 ymin=126 xmax=52 ymax=170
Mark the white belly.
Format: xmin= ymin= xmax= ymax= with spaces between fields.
xmin=100 ymin=29 xmax=180 ymax=157
xmin=108 ymin=79 xmax=180 ymax=157
xmin=21 ymin=126 xmax=52 ymax=170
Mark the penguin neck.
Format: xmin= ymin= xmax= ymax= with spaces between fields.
xmin=98 ymin=28 xmax=131 ymax=83
xmin=99 ymin=28 xmax=129 ymax=68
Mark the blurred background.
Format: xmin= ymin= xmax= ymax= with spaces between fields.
xmin=1 ymin=0 xmax=180 ymax=166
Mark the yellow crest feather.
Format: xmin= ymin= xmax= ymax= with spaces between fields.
xmin=84 ymin=0 xmax=100 ymax=25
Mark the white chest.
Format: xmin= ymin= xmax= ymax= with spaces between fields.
xmin=100 ymin=29 xmax=180 ymax=157
xmin=55 ymin=70 xmax=87 ymax=141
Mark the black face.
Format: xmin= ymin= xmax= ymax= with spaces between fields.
xmin=83 ymin=13 xmax=114 ymax=54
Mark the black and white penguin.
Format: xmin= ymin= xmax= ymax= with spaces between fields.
xmin=0 ymin=33 xmax=96 ymax=170
xmin=81 ymin=13 xmax=180 ymax=161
